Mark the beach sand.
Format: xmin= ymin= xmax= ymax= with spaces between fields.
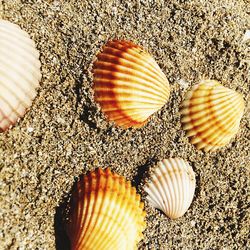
xmin=0 ymin=0 xmax=249 ymax=249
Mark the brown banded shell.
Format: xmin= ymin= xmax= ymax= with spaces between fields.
xmin=180 ymin=80 xmax=245 ymax=151
xmin=93 ymin=40 xmax=170 ymax=128
xmin=64 ymin=168 xmax=146 ymax=250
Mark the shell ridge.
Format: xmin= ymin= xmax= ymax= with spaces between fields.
xmin=172 ymin=158 xmax=183 ymax=218
xmin=97 ymin=50 xmax=167 ymax=84
xmin=74 ymin=179 xmax=86 ymax=247
xmin=94 ymin=79 xmax=169 ymax=102
xmin=182 ymin=166 xmax=192 ymax=216
xmin=0 ymin=20 xmax=41 ymax=132
xmin=81 ymin=170 xmax=107 ymax=248
xmin=75 ymin=174 xmax=95 ymax=249
xmin=106 ymin=109 xmax=154 ymax=123
xmin=0 ymin=72 xmax=35 ymax=106
xmin=0 ymin=92 xmax=25 ymax=118
xmin=93 ymin=40 xmax=170 ymax=128
xmin=0 ymin=107 xmax=15 ymax=129
xmin=190 ymin=113 xmax=241 ymax=147
xmin=68 ymin=178 xmax=84 ymax=249
xmin=169 ymin=158 xmax=182 ymax=218
xmin=0 ymin=36 xmax=39 ymax=62
xmin=145 ymin=188 xmax=161 ymax=210
xmin=145 ymin=183 xmax=163 ymax=209
xmin=95 ymin=176 xmax=122 ymax=249
xmin=181 ymin=97 xmax=239 ymax=124
xmin=0 ymin=28 xmax=36 ymax=49
xmin=0 ymin=59 xmax=39 ymax=92
xmin=187 ymin=106 xmax=237 ymax=135
xmin=120 ymin=47 xmax=166 ymax=80
xmin=145 ymin=159 xmax=196 ymax=219
xmin=158 ymin=162 xmax=171 ymax=214
xmin=97 ymin=171 xmax=128 ymax=250
xmin=94 ymin=62 xmax=168 ymax=92
xmin=65 ymin=168 xmax=145 ymax=249
xmin=164 ymin=159 xmax=177 ymax=218
xmin=197 ymin=118 xmax=240 ymax=148
xmin=96 ymin=88 xmax=168 ymax=105
xmin=156 ymin=160 xmax=171 ymax=216
xmin=104 ymin=41 xmax=159 ymax=73
xmin=180 ymin=80 xmax=245 ymax=151
xmin=71 ymin=178 xmax=86 ymax=249
xmin=93 ymin=72 xmax=169 ymax=103
xmin=150 ymin=169 xmax=167 ymax=213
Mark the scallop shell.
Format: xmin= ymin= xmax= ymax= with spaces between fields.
xmin=93 ymin=40 xmax=170 ymax=128
xmin=64 ymin=168 xmax=146 ymax=250
xmin=0 ymin=20 xmax=41 ymax=132
xmin=180 ymin=80 xmax=245 ymax=151
xmin=144 ymin=158 xmax=196 ymax=219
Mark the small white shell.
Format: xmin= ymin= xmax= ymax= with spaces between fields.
xmin=0 ymin=20 xmax=41 ymax=132
xmin=144 ymin=158 xmax=196 ymax=219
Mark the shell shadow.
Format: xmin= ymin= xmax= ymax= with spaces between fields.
xmin=74 ymin=72 xmax=98 ymax=129
xmin=79 ymin=105 xmax=98 ymax=129
xmin=132 ymin=158 xmax=158 ymax=188
xmin=54 ymin=202 xmax=71 ymax=250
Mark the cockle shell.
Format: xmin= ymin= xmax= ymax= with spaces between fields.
xmin=180 ymin=80 xmax=245 ymax=151
xmin=64 ymin=168 xmax=146 ymax=250
xmin=144 ymin=158 xmax=196 ymax=219
xmin=0 ymin=20 xmax=41 ymax=132
xmin=93 ymin=40 xmax=170 ymax=128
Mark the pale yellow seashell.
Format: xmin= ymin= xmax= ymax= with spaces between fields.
xmin=144 ymin=158 xmax=196 ymax=219
xmin=0 ymin=20 xmax=41 ymax=132
xmin=180 ymin=80 xmax=245 ymax=151
xmin=64 ymin=168 xmax=146 ymax=250
xmin=93 ymin=40 xmax=170 ymax=128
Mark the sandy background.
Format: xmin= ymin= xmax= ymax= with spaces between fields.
xmin=0 ymin=0 xmax=250 ymax=249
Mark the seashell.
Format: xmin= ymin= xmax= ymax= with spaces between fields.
xmin=144 ymin=158 xmax=196 ymax=219
xmin=0 ymin=20 xmax=41 ymax=132
xmin=180 ymin=80 xmax=245 ymax=151
xmin=64 ymin=168 xmax=146 ymax=250
xmin=93 ymin=40 xmax=170 ymax=128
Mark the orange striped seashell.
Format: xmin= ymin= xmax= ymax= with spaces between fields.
xmin=64 ymin=168 xmax=146 ymax=250
xmin=180 ymin=80 xmax=245 ymax=151
xmin=0 ymin=20 xmax=41 ymax=132
xmin=93 ymin=40 xmax=170 ymax=128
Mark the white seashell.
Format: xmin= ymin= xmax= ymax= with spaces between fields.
xmin=144 ymin=158 xmax=196 ymax=219
xmin=0 ymin=20 xmax=41 ymax=132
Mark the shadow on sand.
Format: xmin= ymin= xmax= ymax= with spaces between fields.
xmin=54 ymin=199 xmax=71 ymax=250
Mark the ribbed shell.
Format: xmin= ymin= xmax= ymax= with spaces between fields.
xmin=64 ymin=168 xmax=146 ymax=250
xmin=180 ymin=80 xmax=245 ymax=151
xmin=93 ymin=40 xmax=170 ymax=128
xmin=0 ymin=20 xmax=41 ymax=132
xmin=144 ymin=158 xmax=196 ymax=219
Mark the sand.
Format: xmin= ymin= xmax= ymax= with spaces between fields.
xmin=0 ymin=0 xmax=249 ymax=249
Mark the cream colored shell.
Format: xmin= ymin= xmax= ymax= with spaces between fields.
xmin=93 ymin=40 xmax=170 ymax=128
xmin=144 ymin=158 xmax=196 ymax=219
xmin=180 ymin=80 xmax=245 ymax=151
xmin=0 ymin=20 xmax=41 ymax=132
xmin=64 ymin=168 xmax=146 ymax=250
